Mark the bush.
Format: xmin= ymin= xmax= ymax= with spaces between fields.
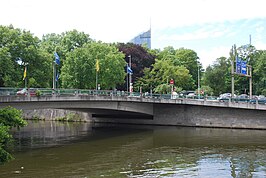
xmin=35 ymin=90 xmax=41 ymax=97
xmin=0 ymin=107 xmax=27 ymax=164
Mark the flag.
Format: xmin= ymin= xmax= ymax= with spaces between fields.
xmin=23 ymin=66 xmax=27 ymax=80
xmin=54 ymin=52 xmax=60 ymax=65
xmin=127 ymin=64 xmax=133 ymax=74
xmin=96 ymin=59 xmax=99 ymax=72
xmin=56 ymin=71 xmax=60 ymax=82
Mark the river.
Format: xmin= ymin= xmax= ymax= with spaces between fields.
xmin=0 ymin=121 xmax=266 ymax=178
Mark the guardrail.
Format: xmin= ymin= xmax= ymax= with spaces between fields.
xmin=0 ymin=87 xmax=265 ymax=105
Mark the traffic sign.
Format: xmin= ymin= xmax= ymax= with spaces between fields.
xmin=170 ymin=79 xmax=174 ymax=85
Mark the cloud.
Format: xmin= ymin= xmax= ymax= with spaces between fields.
xmin=198 ymin=46 xmax=231 ymax=68
xmin=157 ymin=24 xmax=230 ymax=42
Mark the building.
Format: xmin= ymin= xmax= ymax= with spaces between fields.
xmin=130 ymin=29 xmax=151 ymax=49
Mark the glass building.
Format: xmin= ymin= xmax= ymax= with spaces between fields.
xmin=130 ymin=29 xmax=151 ymax=49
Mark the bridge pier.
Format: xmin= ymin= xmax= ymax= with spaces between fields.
xmin=152 ymin=104 xmax=266 ymax=129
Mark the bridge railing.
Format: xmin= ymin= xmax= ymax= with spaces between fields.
xmin=0 ymin=87 xmax=265 ymax=105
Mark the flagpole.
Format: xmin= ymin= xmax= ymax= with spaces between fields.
xmin=95 ymin=59 xmax=99 ymax=94
xmin=23 ymin=62 xmax=28 ymax=89
xmin=96 ymin=70 xmax=98 ymax=94
xmin=129 ymin=55 xmax=132 ymax=96
xmin=53 ymin=61 xmax=56 ymax=91
xmin=53 ymin=52 xmax=60 ymax=94
xmin=24 ymin=65 xmax=27 ymax=88
xmin=126 ymin=65 xmax=128 ymax=93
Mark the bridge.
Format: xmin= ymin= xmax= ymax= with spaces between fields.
xmin=0 ymin=88 xmax=266 ymax=129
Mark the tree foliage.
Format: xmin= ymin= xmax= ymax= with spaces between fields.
xmin=1 ymin=25 xmax=265 ymax=96
xmin=0 ymin=25 xmax=51 ymax=88
xmin=155 ymin=47 xmax=201 ymax=89
xmin=175 ymin=48 xmax=200 ymax=88
xmin=203 ymin=57 xmax=231 ymax=96
xmin=61 ymin=42 xmax=126 ymax=89
xmin=136 ymin=59 xmax=193 ymax=93
xmin=0 ymin=106 xmax=27 ymax=164
xmin=252 ymin=50 xmax=266 ymax=95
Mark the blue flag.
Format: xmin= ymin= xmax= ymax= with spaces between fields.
xmin=127 ymin=64 xmax=133 ymax=74
xmin=56 ymin=71 xmax=60 ymax=82
xmin=54 ymin=52 xmax=60 ymax=65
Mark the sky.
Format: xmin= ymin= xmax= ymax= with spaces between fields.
xmin=1 ymin=0 xmax=266 ymax=68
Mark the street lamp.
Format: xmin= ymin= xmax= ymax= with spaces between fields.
xmin=197 ymin=61 xmax=200 ymax=99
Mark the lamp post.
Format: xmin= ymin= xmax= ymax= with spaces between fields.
xmin=197 ymin=62 xmax=200 ymax=99
xmin=129 ymin=55 xmax=132 ymax=95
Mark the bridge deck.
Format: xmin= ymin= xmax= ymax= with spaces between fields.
xmin=0 ymin=94 xmax=265 ymax=111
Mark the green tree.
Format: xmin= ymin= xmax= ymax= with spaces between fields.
xmin=136 ymin=59 xmax=193 ymax=93
xmin=40 ymin=30 xmax=93 ymax=88
xmin=154 ymin=46 xmax=200 ymax=90
xmin=157 ymin=46 xmax=176 ymax=62
xmin=203 ymin=57 xmax=231 ymax=96
xmin=0 ymin=25 xmax=51 ymax=88
xmin=253 ymin=50 xmax=266 ymax=95
xmin=0 ymin=106 xmax=27 ymax=164
xmin=175 ymin=48 xmax=200 ymax=88
xmin=61 ymin=29 xmax=92 ymax=53
xmin=61 ymin=42 xmax=126 ymax=89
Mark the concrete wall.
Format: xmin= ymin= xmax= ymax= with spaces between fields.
xmin=93 ymin=103 xmax=266 ymax=129
xmin=152 ymin=104 xmax=266 ymax=129
xmin=23 ymin=109 xmax=92 ymax=122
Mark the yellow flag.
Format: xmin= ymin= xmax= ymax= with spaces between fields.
xmin=96 ymin=59 xmax=99 ymax=72
xmin=23 ymin=66 xmax=27 ymax=80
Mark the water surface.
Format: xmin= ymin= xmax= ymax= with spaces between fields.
xmin=0 ymin=121 xmax=266 ymax=177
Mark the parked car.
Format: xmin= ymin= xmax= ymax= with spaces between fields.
xmin=16 ymin=88 xmax=37 ymax=96
xmin=236 ymin=94 xmax=249 ymax=102
xmin=218 ymin=93 xmax=236 ymax=101
xmin=187 ymin=92 xmax=196 ymax=98
xmin=250 ymin=96 xmax=266 ymax=104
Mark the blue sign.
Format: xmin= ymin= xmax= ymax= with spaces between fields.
xmin=236 ymin=56 xmax=247 ymax=75
xmin=241 ymin=61 xmax=247 ymax=75
xmin=236 ymin=56 xmax=242 ymax=74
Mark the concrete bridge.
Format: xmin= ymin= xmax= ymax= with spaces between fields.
xmin=1 ymin=93 xmax=266 ymax=129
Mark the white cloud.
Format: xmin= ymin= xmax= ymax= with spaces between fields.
xmin=198 ymin=46 xmax=231 ymax=68
xmin=1 ymin=0 xmax=266 ymax=42
xmin=158 ymin=26 xmax=228 ymax=41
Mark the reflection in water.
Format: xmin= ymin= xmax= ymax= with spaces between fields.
xmin=0 ymin=121 xmax=266 ymax=178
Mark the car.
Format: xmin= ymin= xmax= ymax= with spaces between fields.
xmin=236 ymin=94 xmax=249 ymax=102
xmin=250 ymin=96 xmax=266 ymax=104
xmin=16 ymin=88 xmax=27 ymax=95
xmin=217 ymin=93 xmax=236 ymax=101
xmin=187 ymin=92 xmax=196 ymax=98
xmin=16 ymin=88 xmax=37 ymax=96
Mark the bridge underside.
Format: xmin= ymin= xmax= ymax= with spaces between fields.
xmin=73 ymin=108 xmax=153 ymax=120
